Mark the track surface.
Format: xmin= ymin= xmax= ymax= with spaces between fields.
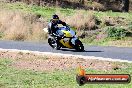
xmin=0 ymin=40 xmax=131 ymax=61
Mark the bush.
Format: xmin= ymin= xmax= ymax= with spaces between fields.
xmin=106 ymin=27 xmax=127 ymax=39
xmin=63 ymin=11 xmax=98 ymax=31
xmin=0 ymin=10 xmax=48 ymax=41
xmin=126 ymin=24 xmax=132 ymax=37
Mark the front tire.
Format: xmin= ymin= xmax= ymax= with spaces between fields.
xmin=48 ymin=38 xmax=61 ymax=50
xmin=74 ymin=39 xmax=84 ymax=52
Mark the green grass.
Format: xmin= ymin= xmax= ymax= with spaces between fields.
xmin=94 ymin=11 xmax=132 ymax=20
xmin=81 ymin=37 xmax=132 ymax=47
xmin=0 ymin=32 xmax=4 ymax=39
xmin=81 ymin=38 xmax=109 ymax=46
xmin=1 ymin=2 xmax=132 ymax=21
xmin=0 ymin=2 xmax=75 ymax=21
xmin=0 ymin=58 xmax=132 ymax=88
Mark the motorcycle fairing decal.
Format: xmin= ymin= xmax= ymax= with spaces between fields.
xmin=59 ymin=39 xmax=73 ymax=48
xmin=71 ymin=37 xmax=78 ymax=45
xmin=61 ymin=30 xmax=72 ymax=37
xmin=64 ymin=38 xmax=69 ymax=42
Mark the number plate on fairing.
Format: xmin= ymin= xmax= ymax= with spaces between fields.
xmin=64 ymin=38 xmax=69 ymax=42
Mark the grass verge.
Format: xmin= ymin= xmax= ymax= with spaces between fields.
xmin=0 ymin=57 xmax=132 ymax=88
xmin=81 ymin=37 xmax=132 ymax=47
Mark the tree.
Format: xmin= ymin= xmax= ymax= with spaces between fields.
xmin=121 ymin=0 xmax=129 ymax=12
xmin=79 ymin=0 xmax=84 ymax=4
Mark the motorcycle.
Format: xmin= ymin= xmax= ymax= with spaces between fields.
xmin=43 ymin=26 xmax=84 ymax=52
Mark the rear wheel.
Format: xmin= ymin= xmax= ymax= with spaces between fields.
xmin=48 ymin=38 xmax=61 ymax=50
xmin=74 ymin=39 xmax=84 ymax=52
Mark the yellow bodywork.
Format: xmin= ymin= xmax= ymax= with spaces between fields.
xmin=61 ymin=30 xmax=72 ymax=37
xmin=59 ymin=30 xmax=73 ymax=48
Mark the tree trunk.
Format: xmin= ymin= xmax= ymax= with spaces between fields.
xmin=79 ymin=0 xmax=84 ymax=5
xmin=121 ymin=0 xmax=129 ymax=12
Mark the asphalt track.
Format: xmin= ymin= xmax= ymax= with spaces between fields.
xmin=0 ymin=40 xmax=131 ymax=61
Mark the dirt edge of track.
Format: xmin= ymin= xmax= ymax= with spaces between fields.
xmin=0 ymin=48 xmax=129 ymax=72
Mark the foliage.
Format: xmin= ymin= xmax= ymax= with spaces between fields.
xmin=106 ymin=27 xmax=127 ymax=39
xmin=0 ymin=2 xmax=132 ymax=47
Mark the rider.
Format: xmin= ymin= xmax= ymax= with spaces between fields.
xmin=48 ymin=14 xmax=68 ymax=46
xmin=48 ymin=14 xmax=67 ymax=36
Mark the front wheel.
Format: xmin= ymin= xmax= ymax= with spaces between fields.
xmin=74 ymin=39 xmax=84 ymax=52
xmin=48 ymin=38 xmax=61 ymax=50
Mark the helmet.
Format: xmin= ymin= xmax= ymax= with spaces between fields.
xmin=52 ymin=14 xmax=59 ymax=19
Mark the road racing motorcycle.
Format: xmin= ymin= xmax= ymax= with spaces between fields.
xmin=43 ymin=26 xmax=84 ymax=52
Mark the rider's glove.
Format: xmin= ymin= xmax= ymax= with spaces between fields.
xmin=66 ymin=26 xmax=70 ymax=31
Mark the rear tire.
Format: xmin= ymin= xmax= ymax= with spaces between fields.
xmin=74 ymin=39 xmax=84 ymax=52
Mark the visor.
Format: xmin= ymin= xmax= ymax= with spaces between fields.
xmin=53 ymin=18 xmax=59 ymax=20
